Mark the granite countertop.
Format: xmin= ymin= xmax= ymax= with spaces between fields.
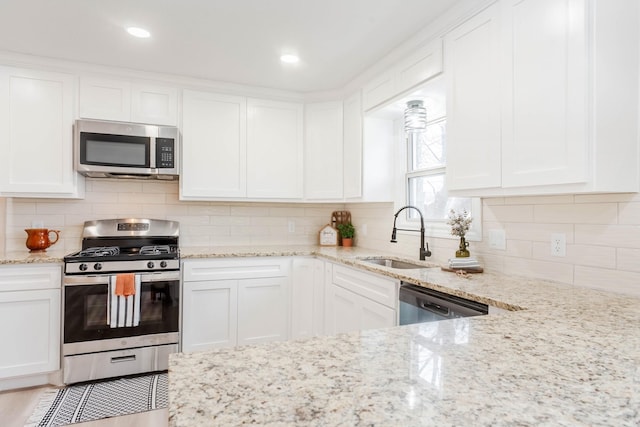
xmin=0 ymin=250 xmax=66 ymax=265
xmin=169 ymin=246 xmax=640 ymax=426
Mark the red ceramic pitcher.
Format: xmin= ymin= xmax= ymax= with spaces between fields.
xmin=25 ymin=228 xmax=60 ymax=252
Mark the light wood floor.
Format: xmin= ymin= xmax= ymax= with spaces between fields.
xmin=0 ymin=385 xmax=168 ymax=427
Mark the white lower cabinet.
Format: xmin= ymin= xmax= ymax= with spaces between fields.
xmin=237 ymin=277 xmax=289 ymax=346
xmin=181 ymin=258 xmax=291 ymax=352
xmin=0 ymin=265 xmax=61 ymax=385
xmin=181 ymin=280 xmax=238 ymax=352
xmin=324 ymin=263 xmax=398 ymax=335
xmin=183 ymin=257 xmax=399 ymax=352
xmin=291 ymin=257 xmax=325 ymax=339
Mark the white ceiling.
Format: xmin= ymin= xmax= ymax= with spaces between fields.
xmin=0 ymin=0 xmax=458 ymax=93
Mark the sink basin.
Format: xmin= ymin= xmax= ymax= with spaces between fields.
xmin=360 ymin=258 xmax=429 ymax=269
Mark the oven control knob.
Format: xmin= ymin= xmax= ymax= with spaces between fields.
xmin=147 ymin=261 xmax=155 ymax=269
xmin=79 ymin=263 xmax=88 ymax=271
xmin=94 ymin=263 xmax=102 ymax=271
xmin=160 ymin=261 xmax=167 ymax=268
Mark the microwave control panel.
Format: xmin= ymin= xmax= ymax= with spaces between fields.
xmin=155 ymin=138 xmax=175 ymax=168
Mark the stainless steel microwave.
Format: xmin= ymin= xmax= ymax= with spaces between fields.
xmin=74 ymin=119 xmax=179 ymax=180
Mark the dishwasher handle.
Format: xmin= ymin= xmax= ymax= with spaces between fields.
xmin=401 ymin=285 xmax=452 ymax=318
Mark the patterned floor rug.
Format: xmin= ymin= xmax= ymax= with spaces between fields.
xmin=25 ymin=372 xmax=167 ymax=427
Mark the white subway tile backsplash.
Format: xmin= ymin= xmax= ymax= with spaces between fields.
xmin=503 ymin=223 xmax=574 ymax=243
xmin=507 ymin=195 xmax=574 ymax=205
xmin=349 ymin=194 xmax=640 ymax=297
xmin=617 ymin=202 xmax=640 ymax=225
xmin=483 ymin=204 xmax=534 ymax=223
xmin=533 ymin=203 xmax=617 ymax=224
xmin=2 ymin=179 xmax=340 ymax=252
xmin=3 ymin=179 xmax=640 ymax=297
xmin=574 ymin=266 xmax=640 ymax=297
xmin=575 ymin=224 xmax=640 ymax=248
xmin=616 ymin=248 xmax=640 ymax=272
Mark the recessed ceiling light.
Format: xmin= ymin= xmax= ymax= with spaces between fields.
xmin=127 ymin=27 xmax=151 ymax=38
xmin=280 ymin=54 xmax=300 ymax=64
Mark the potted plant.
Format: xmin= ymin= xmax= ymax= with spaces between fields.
xmin=336 ymin=223 xmax=355 ymax=247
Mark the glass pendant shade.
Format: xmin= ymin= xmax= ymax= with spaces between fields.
xmin=404 ymin=100 xmax=427 ymax=133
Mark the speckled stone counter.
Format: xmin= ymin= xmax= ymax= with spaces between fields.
xmin=0 ymin=250 xmax=65 ymax=265
xmin=170 ymin=246 xmax=640 ymax=426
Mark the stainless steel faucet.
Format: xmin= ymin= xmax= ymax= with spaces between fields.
xmin=390 ymin=205 xmax=432 ymax=260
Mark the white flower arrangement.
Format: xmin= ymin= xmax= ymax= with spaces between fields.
xmin=447 ymin=209 xmax=472 ymax=238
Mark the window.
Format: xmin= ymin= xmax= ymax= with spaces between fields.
xmin=396 ymin=84 xmax=480 ymax=240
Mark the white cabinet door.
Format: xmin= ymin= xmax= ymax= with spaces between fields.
xmin=0 ymin=289 xmax=61 ymax=379
xmin=325 ymin=284 xmax=395 ymax=335
xmin=291 ymin=258 xmax=324 ymax=339
xmin=247 ymin=98 xmax=303 ymax=199
xmin=324 ymin=263 xmax=398 ymax=335
xmin=445 ymin=0 xmax=637 ymax=196
xmin=131 ymin=83 xmax=178 ymax=126
xmin=445 ymin=2 xmax=502 ymax=191
xmin=0 ymin=67 xmax=83 ymax=198
xmin=79 ymin=77 xmax=178 ymax=126
xmin=304 ymin=101 xmax=343 ymax=200
xmin=181 ymin=90 xmax=247 ymax=199
xmin=0 ymin=265 xmax=61 ymax=380
xmin=79 ymin=77 xmax=131 ymax=122
xmin=325 ymin=284 xmax=360 ymax=335
xmin=501 ymin=0 xmax=587 ymax=188
xmin=342 ymin=92 xmax=363 ymax=199
xmin=181 ymin=280 xmax=238 ymax=352
xmin=237 ymin=277 xmax=289 ymax=346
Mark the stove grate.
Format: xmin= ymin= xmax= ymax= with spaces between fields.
xmin=139 ymin=245 xmax=171 ymax=255
xmin=78 ymin=246 xmax=121 ymax=257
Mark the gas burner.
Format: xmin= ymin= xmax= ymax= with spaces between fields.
xmin=140 ymin=245 xmax=171 ymax=255
xmin=79 ymin=246 xmax=120 ymax=257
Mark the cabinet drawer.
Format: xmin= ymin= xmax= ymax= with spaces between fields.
xmin=0 ymin=265 xmax=61 ymax=291
xmin=183 ymin=258 xmax=291 ymax=282
xmin=332 ymin=264 xmax=397 ymax=309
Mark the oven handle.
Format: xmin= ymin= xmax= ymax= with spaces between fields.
xmin=64 ymin=271 xmax=180 ymax=286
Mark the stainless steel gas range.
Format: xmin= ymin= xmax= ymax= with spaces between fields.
xmin=62 ymin=218 xmax=180 ymax=384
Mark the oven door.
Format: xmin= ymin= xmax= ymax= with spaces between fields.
xmin=63 ymin=271 xmax=179 ymax=355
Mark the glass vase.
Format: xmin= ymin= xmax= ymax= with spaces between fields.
xmin=456 ymin=236 xmax=470 ymax=257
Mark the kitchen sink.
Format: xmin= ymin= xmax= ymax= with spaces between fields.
xmin=360 ymin=258 xmax=430 ymax=269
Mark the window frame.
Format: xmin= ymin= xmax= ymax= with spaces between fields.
xmin=393 ymin=111 xmax=482 ymax=242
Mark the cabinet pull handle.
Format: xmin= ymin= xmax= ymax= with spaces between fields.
xmin=111 ymin=355 xmax=136 ymax=363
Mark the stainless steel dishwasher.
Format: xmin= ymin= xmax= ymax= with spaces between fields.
xmin=399 ymin=282 xmax=488 ymax=325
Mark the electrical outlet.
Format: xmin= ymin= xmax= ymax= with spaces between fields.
xmin=361 ymin=224 xmax=368 ymax=236
xmin=488 ymin=229 xmax=506 ymax=250
xmin=551 ymin=233 xmax=566 ymax=257
xmin=288 ymin=220 xmax=295 ymax=233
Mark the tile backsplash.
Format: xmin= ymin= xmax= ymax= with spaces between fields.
xmin=348 ymin=193 xmax=640 ymax=298
xmin=2 ymin=179 xmax=344 ymax=254
xmin=2 ymin=183 xmax=639 ymax=297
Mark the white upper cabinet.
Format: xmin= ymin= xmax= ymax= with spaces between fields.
xmin=181 ymin=90 xmax=247 ymax=199
xmin=445 ymin=2 xmax=502 ymax=191
xmin=445 ymin=0 xmax=639 ymax=196
xmin=247 ymin=98 xmax=304 ymax=199
xmin=304 ymin=101 xmax=344 ymax=200
xmin=0 ymin=66 xmax=83 ymax=198
xmin=363 ymin=39 xmax=443 ymax=111
xmin=501 ymin=0 xmax=587 ymax=188
xmin=342 ymin=92 xmax=363 ymax=199
xmin=79 ymin=76 xmax=178 ymax=126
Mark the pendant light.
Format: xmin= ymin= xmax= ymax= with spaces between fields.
xmin=404 ymin=100 xmax=426 ymax=133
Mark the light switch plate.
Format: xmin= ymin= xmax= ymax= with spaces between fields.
xmin=488 ymin=229 xmax=506 ymax=250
